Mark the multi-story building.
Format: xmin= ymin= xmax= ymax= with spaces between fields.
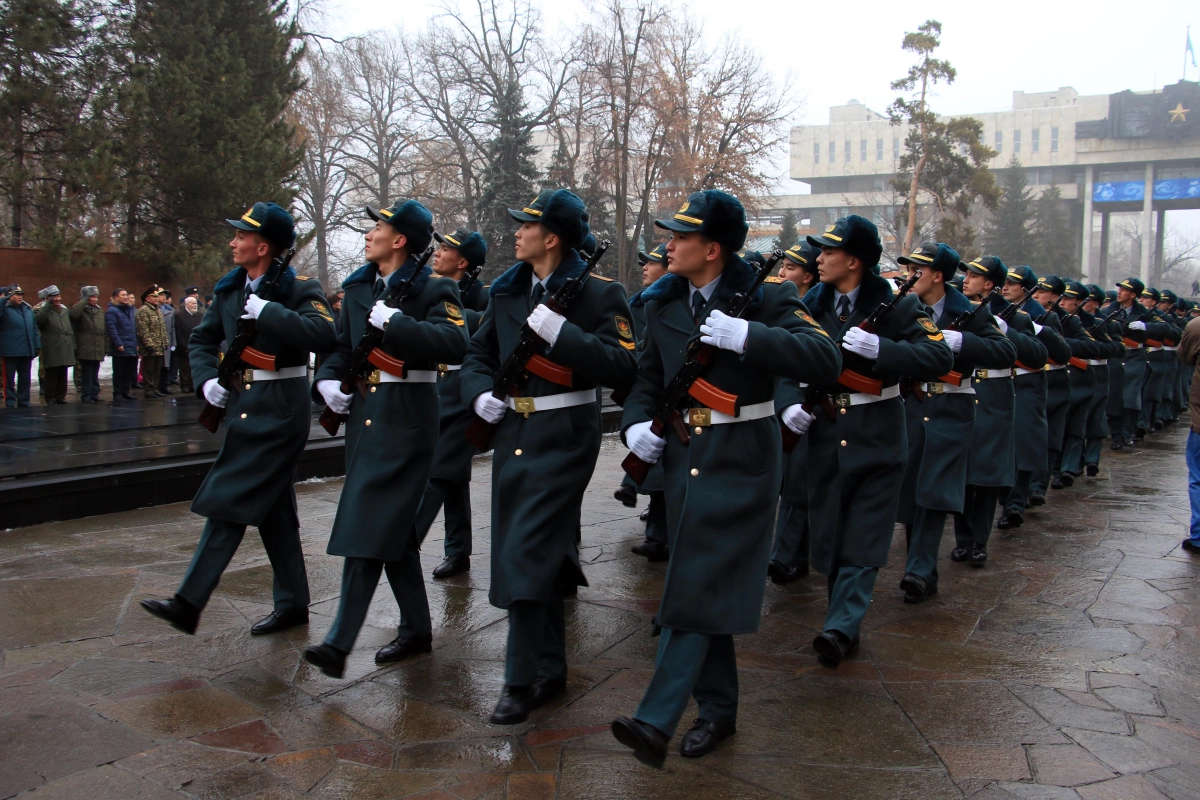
xmin=762 ymin=82 xmax=1200 ymax=285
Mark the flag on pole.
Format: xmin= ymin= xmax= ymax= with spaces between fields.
xmin=1189 ymin=29 xmax=1197 ymax=68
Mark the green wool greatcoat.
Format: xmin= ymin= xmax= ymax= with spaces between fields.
xmin=33 ymin=303 xmax=76 ymax=368
xmin=314 ymin=260 xmax=469 ymax=560
xmin=778 ymin=272 xmax=953 ymax=575
xmin=460 ymin=250 xmax=638 ymax=609
xmin=427 ymin=276 xmax=489 ymax=483
xmin=898 ymin=287 xmax=1015 ymax=520
xmin=1144 ymin=311 xmax=1180 ymax=404
xmin=626 ymin=288 xmax=665 ymax=494
xmin=622 ymin=262 xmax=842 ymax=634
xmin=189 ymin=268 xmax=337 ymax=525
xmin=1012 ymin=298 xmax=1065 ymax=471
xmin=1112 ymin=303 xmax=1152 ymax=409
xmin=69 ymin=300 xmax=108 ymax=362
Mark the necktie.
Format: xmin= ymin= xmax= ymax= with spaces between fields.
xmin=925 ymin=305 xmax=935 ymax=319
xmin=836 ymin=295 xmax=850 ymax=321
xmin=531 ymin=282 xmax=546 ymax=309
xmin=374 ymin=279 xmax=386 ymax=301
xmin=691 ymin=290 xmax=706 ymax=323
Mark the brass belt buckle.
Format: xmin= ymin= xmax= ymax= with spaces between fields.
xmin=929 ymin=383 xmax=945 ymax=395
xmin=834 ymin=393 xmax=852 ymax=409
xmin=437 ymin=363 xmax=449 ymax=377
xmin=688 ymin=407 xmax=712 ymax=427
xmin=368 ymin=369 xmax=381 ymax=385
xmin=243 ymin=369 xmax=254 ymax=385
xmin=513 ymin=396 xmax=537 ymax=415
xmin=976 ymin=369 xmax=989 ymax=380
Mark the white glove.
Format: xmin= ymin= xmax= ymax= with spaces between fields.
xmin=317 ymin=379 xmax=353 ymax=415
xmin=700 ymin=310 xmax=750 ymax=354
xmin=995 ymin=318 xmax=1009 ymax=335
xmin=473 ymin=392 xmax=507 ymax=423
xmin=842 ymin=326 xmax=881 ymax=360
xmin=202 ymin=378 xmax=229 ymax=409
xmin=626 ymin=420 xmax=666 ymax=463
xmin=243 ymin=294 xmax=269 ymax=319
xmin=527 ymin=304 xmax=567 ymax=347
xmin=1128 ymin=321 xmax=1147 ymax=331
xmin=1032 ymin=322 xmax=1044 ymax=335
xmin=369 ymin=300 xmax=398 ymax=331
xmin=781 ymin=403 xmax=814 ymax=435
xmin=943 ymin=329 xmax=963 ymax=353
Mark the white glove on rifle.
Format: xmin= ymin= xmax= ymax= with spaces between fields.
xmin=243 ymin=294 xmax=269 ymax=320
xmin=527 ymin=304 xmax=567 ymax=347
xmin=202 ymin=378 xmax=229 ymax=409
xmin=626 ymin=420 xmax=666 ymax=463
xmin=1127 ymin=320 xmax=1146 ymax=331
xmin=317 ymin=379 xmax=353 ymax=415
xmin=781 ymin=403 xmax=814 ymax=435
xmin=700 ymin=310 xmax=749 ymax=354
xmin=370 ymin=300 xmax=398 ymax=331
xmin=1031 ymin=322 xmax=1044 ymax=335
xmin=473 ymin=392 xmax=507 ymax=423
xmin=842 ymin=326 xmax=881 ymax=360
xmin=943 ymin=329 xmax=963 ymax=353
xmin=995 ymin=317 xmax=1009 ymax=335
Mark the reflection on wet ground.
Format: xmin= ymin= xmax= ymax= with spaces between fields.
xmin=1 ymin=427 xmax=1197 ymax=798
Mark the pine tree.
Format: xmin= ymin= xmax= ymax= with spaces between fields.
xmin=475 ymin=77 xmax=540 ymax=260
xmin=982 ymin=158 xmax=1037 ymax=266
xmin=119 ymin=0 xmax=303 ymax=278
xmin=774 ymin=209 xmax=798 ymax=251
xmin=1032 ymin=186 xmax=1076 ymax=277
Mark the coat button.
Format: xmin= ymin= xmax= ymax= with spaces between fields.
xmin=840 ymin=408 xmax=846 ymax=414
xmin=840 ymin=440 xmax=847 ymax=446
xmin=515 ymin=449 xmax=523 ymax=456
xmin=690 ymin=468 xmax=699 ymax=476
xmin=694 ymin=427 xmax=702 ymax=435
xmin=975 ymin=399 xmax=979 ymax=404
xmin=370 ymin=386 xmax=377 ymax=393
xmin=240 ymin=413 xmax=247 ymax=419
xmin=244 ymin=384 xmax=251 ymax=390
xmin=365 ymin=419 xmax=372 ymax=426
xmin=923 ymin=416 xmax=930 ymax=422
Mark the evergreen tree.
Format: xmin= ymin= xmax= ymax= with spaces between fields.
xmin=119 ymin=0 xmax=303 ymax=278
xmin=774 ymin=209 xmax=798 ymax=251
xmin=475 ymin=77 xmax=539 ymax=261
xmin=1032 ymin=186 xmax=1076 ymax=277
xmin=982 ymin=158 xmax=1037 ymax=266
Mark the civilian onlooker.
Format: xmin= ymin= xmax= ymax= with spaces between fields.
xmin=106 ymin=288 xmax=138 ymax=400
xmin=184 ymin=285 xmax=205 ymax=314
xmin=136 ymin=285 xmax=168 ymax=399
xmin=159 ymin=289 xmax=177 ymax=394
xmin=174 ymin=295 xmax=202 ymax=394
xmin=70 ymin=286 xmax=107 ymax=403
xmin=33 ymin=285 xmax=75 ymax=404
xmin=0 ymin=284 xmax=38 ymax=408
xmin=1177 ymin=316 xmax=1200 ymax=555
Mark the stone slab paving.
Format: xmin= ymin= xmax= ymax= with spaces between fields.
xmin=1 ymin=428 xmax=1198 ymax=799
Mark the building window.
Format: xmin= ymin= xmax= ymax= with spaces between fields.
xmin=814 ymin=142 xmax=820 ymax=163
xmin=1051 ymin=127 xmax=1059 ymax=152
xmin=995 ymin=130 xmax=1002 ymax=153
xmin=1032 ymin=128 xmax=1040 ymax=153
xmin=860 ymin=140 xmax=867 ymax=161
xmin=876 ymin=138 xmax=883 ymax=160
xmin=893 ymin=137 xmax=900 ymax=160
xmin=1014 ymin=129 xmax=1021 ymax=154
xmin=844 ymin=140 xmax=851 ymax=162
xmin=829 ymin=141 xmax=835 ymax=163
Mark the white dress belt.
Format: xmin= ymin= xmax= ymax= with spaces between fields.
xmin=1014 ymin=366 xmax=1042 ymax=376
xmin=438 ymin=363 xmax=462 ymax=371
xmin=686 ymin=400 xmax=776 ymax=426
xmin=1045 ymin=363 xmax=1066 ymax=371
xmin=505 ymin=388 xmax=596 ymax=413
xmin=250 ymin=365 xmax=307 ymax=381
xmin=1146 ymin=346 xmax=1164 ymax=352
xmin=1087 ymin=359 xmax=1107 ymax=366
xmin=972 ymin=368 xmax=1012 ymax=380
xmin=921 ymin=380 xmax=976 ymax=395
xmin=1164 ymin=346 xmax=1178 ymax=351
xmin=377 ymin=370 xmax=438 ymax=383
xmin=833 ymin=383 xmax=903 ymax=407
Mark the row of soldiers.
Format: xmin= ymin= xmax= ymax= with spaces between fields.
xmin=137 ymin=190 xmax=1193 ymax=771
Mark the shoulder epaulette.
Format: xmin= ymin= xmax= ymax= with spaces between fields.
xmin=589 ymin=274 xmax=615 ymax=282
xmin=295 ymin=275 xmax=311 ymax=281
xmin=764 ymin=276 xmax=785 ymax=284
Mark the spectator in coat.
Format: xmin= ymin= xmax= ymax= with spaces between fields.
xmin=106 ymin=288 xmax=138 ymax=400
xmin=135 ymin=285 xmax=168 ymax=398
xmin=184 ymin=285 xmax=205 ymax=314
xmin=1 ymin=284 xmax=39 ymax=407
xmin=33 ymin=285 xmax=76 ymax=404
xmin=70 ymin=286 xmax=107 ymax=403
xmin=174 ymin=295 xmax=203 ymax=393
xmin=159 ymin=289 xmax=177 ymax=393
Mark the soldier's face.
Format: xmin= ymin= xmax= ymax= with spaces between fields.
xmin=230 ymin=230 xmax=270 ymax=267
xmin=1033 ymin=289 xmax=1056 ymax=309
xmin=365 ymin=221 xmax=405 ymax=264
xmin=961 ymin=272 xmax=992 ymax=298
xmin=433 ymin=244 xmax=469 ymax=277
xmin=1084 ymin=299 xmax=1099 ymax=314
xmin=816 ymin=246 xmax=857 ymax=284
xmin=778 ymin=262 xmax=813 ymax=291
xmin=1139 ymin=296 xmax=1156 ymax=309
xmin=514 ymin=222 xmax=557 ymax=262
xmin=665 ymin=232 xmax=720 ymax=278
xmin=1158 ymin=301 xmax=1173 ymax=312
xmin=1001 ymin=281 xmax=1025 ymax=303
xmin=1060 ymin=296 xmax=1081 ymax=314
xmin=1117 ymin=288 xmax=1136 ymax=304
xmin=641 ymin=260 xmax=667 ymax=287
xmin=904 ymin=264 xmax=937 ymax=296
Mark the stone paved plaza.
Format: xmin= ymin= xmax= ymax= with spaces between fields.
xmin=1 ymin=430 xmax=1198 ymax=799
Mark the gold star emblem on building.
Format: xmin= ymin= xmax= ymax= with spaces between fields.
xmin=1168 ymin=102 xmax=1189 ymax=123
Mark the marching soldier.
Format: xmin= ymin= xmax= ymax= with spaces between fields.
xmin=1143 ymin=288 xmax=1183 ymax=432
xmin=1111 ymin=278 xmax=1153 ymax=446
xmin=770 ymin=240 xmax=821 ymax=584
xmin=1078 ymin=285 xmax=1122 ymax=474
xmin=610 ymin=191 xmax=841 ymax=766
xmin=303 ymin=201 xmax=470 ymax=678
xmin=461 ymin=189 xmax=638 ymax=725
xmin=1060 ymin=283 xmax=1122 ymax=477
xmin=784 ymin=216 xmax=952 ymax=667
xmin=412 ymin=227 xmax=490 ymax=580
xmin=895 ymin=244 xmax=1013 ymax=602
xmin=997 ymin=266 xmax=1066 ymax=529
xmin=142 ymin=203 xmax=337 ymax=635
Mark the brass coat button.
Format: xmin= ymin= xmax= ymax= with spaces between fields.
xmin=370 ymin=386 xmax=377 ymax=393
xmin=244 ymin=384 xmax=251 ymax=390
xmin=840 ymin=440 xmax=847 ymax=446
xmin=240 ymin=413 xmax=247 ymax=419
xmin=840 ymin=408 xmax=847 ymax=414
xmin=365 ymin=419 xmax=372 ymax=426
xmin=515 ymin=449 xmax=523 ymax=456
xmin=694 ymin=427 xmax=703 ymax=435
xmin=690 ymin=468 xmax=699 ymax=476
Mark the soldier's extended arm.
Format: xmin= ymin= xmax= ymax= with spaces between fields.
xmin=958 ymin=307 xmax=1017 ymax=369
xmin=872 ymin=295 xmax=955 ymax=380
xmin=256 ymin=284 xmax=338 ymax=356
xmin=741 ymin=281 xmax=841 ymax=386
xmin=381 ymin=280 xmax=470 ymax=365
xmin=543 ymin=279 xmax=639 ymax=393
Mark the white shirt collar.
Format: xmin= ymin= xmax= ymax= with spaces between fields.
xmin=928 ymin=295 xmax=947 ymax=321
xmin=833 ymin=285 xmax=861 ymax=309
xmin=689 ymin=275 xmax=722 ymax=304
xmin=245 ymin=275 xmax=264 ymax=292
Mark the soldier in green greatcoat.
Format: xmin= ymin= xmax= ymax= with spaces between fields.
xmin=1111 ymin=277 xmax=1153 ymax=446
xmin=610 ymin=191 xmax=842 ymax=767
xmin=461 ymin=189 xmax=638 ymax=725
xmin=142 ymin=202 xmax=338 ymax=636
xmin=303 ymin=200 xmax=470 ymax=678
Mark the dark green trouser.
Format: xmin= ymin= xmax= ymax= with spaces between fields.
xmin=645 ymin=491 xmax=668 ymax=546
xmin=1003 ymin=469 xmax=1034 ymax=514
xmin=634 ymin=627 xmax=738 ymax=738
xmin=177 ymin=491 xmax=309 ymax=613
xmin=414 ymin=478 xmax=473 ymax=560
xmin=324 ymin=548 xmax=432 ymax=653
xmin=824 ymin=565 xmax=879 ymax=640
xmin=771 ymin=503 xmax=810 ymax=569
xmin=955 ymin=485 xmax=1001 ymax=549
xmin=505 ymin=597 xmax=567 ymax=686
xmin=903 ymin=507 xmax=945 ymax=582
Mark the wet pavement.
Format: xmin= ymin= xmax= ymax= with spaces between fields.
xmin=1 ymin=425 xmax=1198 ymax=799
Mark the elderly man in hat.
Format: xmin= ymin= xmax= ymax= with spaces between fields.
xmin=135 ymin=285 xmax=169 ymax=398
xmin=141 ymin=202 xmax=337 ymax=637
xmin=1 ymin=284 xmax=39 ymax=407
xmin=174 ymin=295 xmax=203 ymax=394
xmin=33 ymin=285 xmax=75 ymax=404
xmin=70 ymin=286 xmax=107 ymax=403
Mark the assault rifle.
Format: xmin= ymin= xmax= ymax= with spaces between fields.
xmin=465 ymin=240 xmax=611 ymax=453
xmin=935 ymin=288 xmax=1000 ymax=387
xmin=996 ymin=284 xmax=1036 ymax=323
xmin=622 ymin=250 xmax=784 ymax=483
xmin=318 ymin=242 xmax=436 ymax=436
xmin=199 ymin=247 xmax=296 ymax=434
xmin=458 ymin=263 xmax=483 ymax=300
xmin=1087 ymin=304 xmax=1125 ymax=335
